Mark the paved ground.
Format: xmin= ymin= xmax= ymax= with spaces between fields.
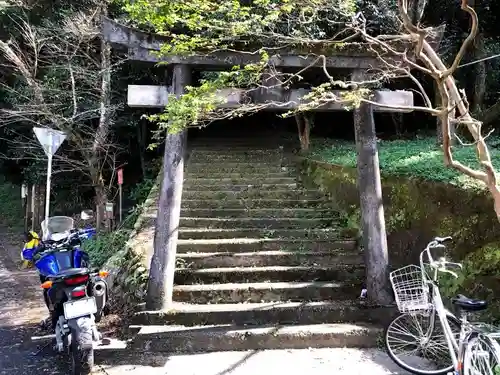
xmin=0 ymin=225 xmax=414 ymax=375
xmin=96 ymin=348 xmax=414 ymax=375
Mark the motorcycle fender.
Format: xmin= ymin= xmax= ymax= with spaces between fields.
xmin=67 ymin=316 xmax=93 ymax=349
xmin=63 ymin=286 xmax=85 ymax=300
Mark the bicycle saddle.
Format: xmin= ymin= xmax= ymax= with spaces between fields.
xmin=434 ymin=236 xmax=452 ymax=243
xmin=451 ymin=294 xmax=488 ymax=312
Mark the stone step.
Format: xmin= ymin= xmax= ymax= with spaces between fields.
xmin=188 ymin=142 xmax=295 ymax=148
xmin=177 ymin=228 xmax=343 ymax=240
xmin=187 ymin=165 xmax=296 ymax=174
xmin=184 ymin=177 xmax=297 ymax=186
xmin=180 ymin=208 xmax=334 ymax=218
xmin=182 ymin=183 xmax=299 ymax=191
xmin=188 ymin=152 xmax=288 ymax=160
xmin=188 ymin=162 xmax=290 ymax=168
xmin=182 ymin=190 xmax=325 ymax=200
xmin=188 ymin=143 xmax=291 ymax=149
xmin=172 ymin=281 xmax=362 ymax=304
xmin=174 ymin=265 xmax=364 ymax=284
xmin=127 ymin=323 xmax=382 ymax=353
xmin=179 ymin=217 xmax=338 ymax=229
xmin=176 ymin=250 xmax=362 ymax=268
xmin=177 ymin=238 xmax=357 ymax=253
xmin=188 ymin=157 xmax=288 ymax=165
xmin=181 ymin=199 xmax=332 ymax=209
xmin=133 ymin=301 xmax=397 ymax=327
xmin=185 ymin=172 xmax=295 ymax=180
xmin=188 ymin=150 xmax=285 ymax=158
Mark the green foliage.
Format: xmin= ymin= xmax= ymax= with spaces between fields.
xmin=121 ymin=0 xmax=356 ymax=52
xmin=148 ymin=55 xmax=269 ymax=137
xmin=0 ymin=178 xmax=23 ymax=229
xmin=310 ymin=137 xmax=500 ymax=190
xmin=440 ymin=242 xmax=500 ymax=324
xmin=83 ymin=229 xmax=130 ymax=268
xmin=120 ymin=0 xmax=364 ymax=136
xmin=128 ymin=178 xmax=156 ymax=203
xmin=82 ymin=170 xmax=160 ymax=268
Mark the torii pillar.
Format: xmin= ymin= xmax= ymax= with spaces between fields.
xmin=352 ymin=69 xmax=392 ymax=305
xmin=146 ymin=64 xmax=191 ymax=310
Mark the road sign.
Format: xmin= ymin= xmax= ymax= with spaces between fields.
xmin=117 ymin=169 xmax=123 ymax=185
xmin=33 ymin=127 xmax=67 ymax=226
xmin=33 ymin=127 xmax=67 ymax=156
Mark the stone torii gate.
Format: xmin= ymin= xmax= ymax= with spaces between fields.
xmin=102 ymin=17 xmax=415 ymax=309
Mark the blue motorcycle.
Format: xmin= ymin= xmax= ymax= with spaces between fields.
xmin=22 ymin=212 xmax=109 ymax=375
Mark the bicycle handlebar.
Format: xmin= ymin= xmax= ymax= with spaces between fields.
xmin=35 ymin=229 xmax=90 ymax=256
xmin=419 ymin=236 xmax=462 ymax=279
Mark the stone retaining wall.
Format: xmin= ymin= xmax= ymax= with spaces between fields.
xmin=299 ymin=157 xmax=500 ymax=320
xmin=102 ymin=173 xmax=161 ymax=306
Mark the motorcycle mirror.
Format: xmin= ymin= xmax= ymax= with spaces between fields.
xmin=81 ymin=209 xmax=94 ymax=221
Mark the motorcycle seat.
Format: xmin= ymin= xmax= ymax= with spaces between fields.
xmin=55 ymin=268 xmax=90 ymax=279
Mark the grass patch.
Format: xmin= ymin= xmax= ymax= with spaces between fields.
xmin=310 ymin=137 xmax=500 ymax=190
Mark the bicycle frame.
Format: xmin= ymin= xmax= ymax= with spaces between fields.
xmin=419 ymin=242 xmax=463 ymax=370
xmin=389 ymin=238 xmax=500 ymax=375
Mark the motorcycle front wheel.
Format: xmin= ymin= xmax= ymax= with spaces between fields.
xmin=69 ymin=317 xmax=94 ymax=375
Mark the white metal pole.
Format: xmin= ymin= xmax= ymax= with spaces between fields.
xmin=44 ymin=133 xmax=53 ymax=226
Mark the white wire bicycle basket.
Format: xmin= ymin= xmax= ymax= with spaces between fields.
xmin=390 ymin=264 xmax=432 ymax=313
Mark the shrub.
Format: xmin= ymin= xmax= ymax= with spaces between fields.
xmin=82 ymin=229 xmax=131 ymax=268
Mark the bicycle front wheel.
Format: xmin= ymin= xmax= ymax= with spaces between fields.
xmin=462 ymin=332 xmax=500 ymax=375
xmin=385 ymin=310 xmax=461 ymax=375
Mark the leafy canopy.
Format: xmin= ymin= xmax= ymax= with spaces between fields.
xmin=120 ymin=0 xmax=365 ymax=139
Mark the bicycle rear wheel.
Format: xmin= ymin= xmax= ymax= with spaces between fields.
xmin=462 ymin=332 xmax=500 ymax=375
xmin=385 ymin=310 xmax=461 ymax=375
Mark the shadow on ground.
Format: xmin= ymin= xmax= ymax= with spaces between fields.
xmin=0 ymin=321 xmax=70 ymax=375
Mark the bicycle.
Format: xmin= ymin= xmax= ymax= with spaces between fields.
xmin=385 ymin=236 xmax=500 ymax=375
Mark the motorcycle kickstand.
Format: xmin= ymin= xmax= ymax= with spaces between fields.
xmin=30 ymin=340 xmax=52 ymax=357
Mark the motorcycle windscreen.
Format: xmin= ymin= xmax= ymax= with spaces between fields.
xmin=41 ymin=216 xmax=74 ymax=241
xmin=35 ymin=250 xmax=76 ymax=277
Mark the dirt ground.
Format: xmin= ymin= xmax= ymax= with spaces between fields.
xmin=0 ymin=225 xmax=72 ymax=374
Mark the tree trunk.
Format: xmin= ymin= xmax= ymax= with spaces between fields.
xmin=391 ymin=112 xmax=403 ymax=137
xmin=137 ymin=118 xmax=147 ymax=177
xmin=434 ymin=80 xmax=455 ymax=145
xmin=480 ymin=100 xmax=500 ymax=127
xmin=146 ymin=64 xmax=191 ymax=310
xmin=471 ymin=33 xmax=486 ymax=114
xmin=295 ymin=113 xmax=312 ymax=151
xmin=435 ymin=81 xmax=443 ymax=144
xmin=94 ymin=180 xmax=108 ymax=232
xmin=422 ymin=40 xmax=500 ymax=220
xmin=89 ymin=6 xmax=112 ymax=231
xmin=352 ymin=70 xmax=392 ymax=305
xmin=408 ymin=0 xmax=427 ymax=24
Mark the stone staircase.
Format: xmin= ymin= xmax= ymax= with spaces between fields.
xmin=120 ymin=138 xmax=394 ymax=355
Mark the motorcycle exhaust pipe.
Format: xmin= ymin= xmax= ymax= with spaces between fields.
xmin=93 ymin=280 xmax=107 ymax=321
xmin=93 ymin=280 xmax=106 ymax=297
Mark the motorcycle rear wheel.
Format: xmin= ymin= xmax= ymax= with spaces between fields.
xmin=70 ymin=317 xmax=94 ymax=375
